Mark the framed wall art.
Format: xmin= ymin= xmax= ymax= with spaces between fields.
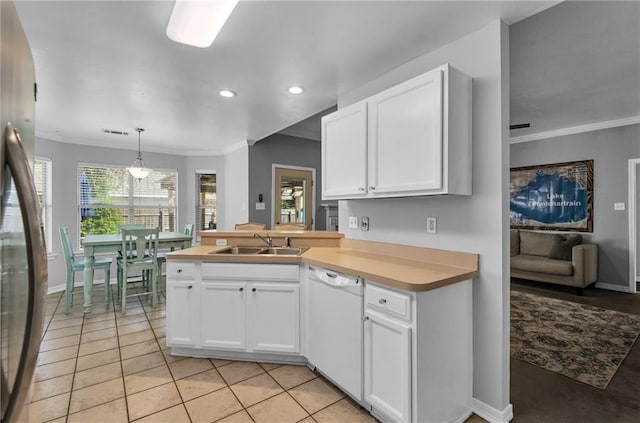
xmin=510 ymin=160 xmax=593 ymax=232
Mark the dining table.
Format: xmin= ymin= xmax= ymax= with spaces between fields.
xmin=81 ymin=231 xmax=193 ymax=315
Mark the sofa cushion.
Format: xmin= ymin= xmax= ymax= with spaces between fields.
xmin=548 ymin=233 xmax=583 ymax=261
xmin=519 ymin=231 xmax=555 ymax=257
xmin=511 ymin=254 xmax=574 ymax=276
xmin=510 ymin=229 xmax=520 ymax=256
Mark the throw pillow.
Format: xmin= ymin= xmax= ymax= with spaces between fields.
xmin=548 ymin=234 xmax=583 ymax=261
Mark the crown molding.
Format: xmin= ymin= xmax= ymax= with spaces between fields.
xmin=510 ymin=116 xmax=640 ymax=144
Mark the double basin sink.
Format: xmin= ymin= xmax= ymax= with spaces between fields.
xmin=209 ymin=246 xmax=308 ymax=256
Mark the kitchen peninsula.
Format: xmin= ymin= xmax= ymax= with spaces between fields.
xmin=166 ymin=230 xmax=478 ymax=423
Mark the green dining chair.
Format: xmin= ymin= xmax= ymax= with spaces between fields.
xmin=117 ymin=223 xmax=145 ymax=232
xmin=60 ymin=226 xmax=113 ymax=314
xmin=117 ymin=227 xmax=159 ymax=312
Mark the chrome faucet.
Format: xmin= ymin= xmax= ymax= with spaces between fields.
xmin=253 ymin=232 xmax=272 ymax=247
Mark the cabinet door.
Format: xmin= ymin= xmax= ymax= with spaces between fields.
xmin=201 ymin=282 xmax=247 ymax=350
xmin=166 ymin=281 xmax=199 ymax=347
xmin=364 ymin=311 xmax=411 ymax=423
xmin=321 ymin=102 xmax=368 ymax=199
xmin=368 ymin=68 xmax=443 ymax=195
xmin=248 ymin=283 xmax=300 ymax=353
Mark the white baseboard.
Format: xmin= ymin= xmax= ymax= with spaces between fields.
xmin=472 ymin=398 xmax=513 ymax=423
xmin=595 ymin=282 xmax=635 ymax=293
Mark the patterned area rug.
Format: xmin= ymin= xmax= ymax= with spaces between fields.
xmin=511 ymin=291 xmax=640 ymax=389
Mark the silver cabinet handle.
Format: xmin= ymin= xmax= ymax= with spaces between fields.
xmin=358 ymin=187 xmax=365 ymax=191
xmin=378 ymin=298 xmax=387 ymax=304
xmin=177 ymin=268 xmax=182 ymax=273
xmin=239 ymin=287 xmax=244 ymax=292
xmin=187 ymin=285 xmax=193 ymax=289
xmin=363 ymin=316 xmax=370 ymax=321
xmin=2 ymin=123 xmax=48 ymax=423
xmin=369 ymin=186 xmax=376 ymax=190
xmin=252 ymin=288 xmax=257 ymax=292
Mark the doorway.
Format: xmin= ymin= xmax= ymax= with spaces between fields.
xmin=272 ymin=165 xmax=315 ymax=230
xmin=629 ymin=159 xmax=640 ymax=293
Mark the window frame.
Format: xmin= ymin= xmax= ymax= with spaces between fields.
xmin=34 ymin=156 xmax=53 ymax=255
xmin=195 ymin=171 xmax=217 ymax=232
xmin=77 ymin=162 xmax=179 ymax=243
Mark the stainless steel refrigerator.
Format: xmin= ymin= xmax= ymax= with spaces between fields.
xmin=0 ymin=1 xmax=48 ymax=422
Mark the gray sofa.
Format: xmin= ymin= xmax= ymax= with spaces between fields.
xmin=510 ymin=229 xmax=598 ymax=295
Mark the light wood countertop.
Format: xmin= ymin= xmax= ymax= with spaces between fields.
xmin=167 ymin=238 xmax=478 ymax=292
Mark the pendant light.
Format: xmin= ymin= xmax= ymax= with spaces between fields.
xmin=128 ymin=128 xmax=152 ymax=179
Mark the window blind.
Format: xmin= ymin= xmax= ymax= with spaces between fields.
xmin=78 ymin=164 xmax=178 ymax=238
xmin=34 ymin=157 xmax=52 ymax=252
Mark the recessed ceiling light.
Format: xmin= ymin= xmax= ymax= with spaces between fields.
xmin=288 ymin=86 xmax=305 ymax=95
xmin=219 ymin=89 xmax=237 ymax=98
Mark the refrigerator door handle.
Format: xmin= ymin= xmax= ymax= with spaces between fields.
xmin=1 ymin=122 xmax=48 ymax=423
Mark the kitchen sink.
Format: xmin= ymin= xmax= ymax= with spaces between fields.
xmin=258 ymin=247 xmax=308 ymax=255
xmin=209 ymin=246 xmax=266 ymax=254
xmin=209 ymin=246 xmax=308 ymax=255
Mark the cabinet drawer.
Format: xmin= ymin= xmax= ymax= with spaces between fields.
xmin=365 ymin=283 xmax=411 ymax=320
xmin=167 ymin=261 xmax=196 ymax=279
xmin=201 ymin=263 xmax=299 ymax=281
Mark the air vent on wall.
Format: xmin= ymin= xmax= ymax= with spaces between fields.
xmin=103 ymin=129 xmax=130 ymax=136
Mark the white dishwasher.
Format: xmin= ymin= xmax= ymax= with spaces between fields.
xmin=307 ymin=265 xmax=364 ymax=401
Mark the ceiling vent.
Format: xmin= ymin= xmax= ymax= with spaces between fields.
xmin=103 ymin=129 xmax=129 ymax=136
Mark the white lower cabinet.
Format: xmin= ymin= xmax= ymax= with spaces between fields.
xmin=364 ymin=310 xmax=412 ymax=423
xmin=166 ymin=268 xmax=199 ymax=347
xmin=248 ymin=283 xmax=300 ymax=353
xmin=201 ymin=282 xmax=247 ymax=350
xmin=363 ymin=280 xmax=473 ymax=423
xmin=167 ymin=261 xmax=300 ymax=355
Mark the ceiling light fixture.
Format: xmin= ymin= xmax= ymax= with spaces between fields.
xmin=288 ymin=86 xmax=305 ymax=95
xmin=166 ymin=0 xmax=240 ymax=48
xmin=128 ymin=128 xmax=152 ymax=179
xmin=219 ymin=89 xmax=236 ymax=98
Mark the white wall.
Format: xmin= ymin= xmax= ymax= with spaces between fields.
xmin=338 ymin=20 xmax=511 ymax=417
xmin=223 ymin=144 xmax=249 ymax=230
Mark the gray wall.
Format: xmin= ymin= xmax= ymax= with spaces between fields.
xmin=338 ymin=21 xmax=511 ymax=414
xmin=637 ymin=165 xmax=640 ymax=280
xmin=36 ymin=137 xmax=196 ymax=291
xmin=248 ymin=133 xmax=326 ymax=230
xmin=511 ymin=124 xmax=640 ymax=288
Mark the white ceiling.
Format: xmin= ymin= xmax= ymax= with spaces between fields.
xmin=16 ymin=0 xmax=558 ymax=155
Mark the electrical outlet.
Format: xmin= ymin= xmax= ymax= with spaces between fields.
xmin=361 ymin=216 xmax=370 ymax=231
xmin=614 ymin=202 xmax=625 ymax=211
xmin=348 ymin=216 xmax=359 ymax=229
xmin=427 ymin=217 xmax=437 ymax=233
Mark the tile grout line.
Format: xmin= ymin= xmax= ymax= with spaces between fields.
xmin=142 ymin=290 xmax=195 ymax=423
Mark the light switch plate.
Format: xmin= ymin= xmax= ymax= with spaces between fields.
xmin=348 ymin=216 xmax=359 ymax=229
xmin=256 ymin=202 xmax=266 ymax=210
xmin=427 ymin=217 xmax=437 ymax=233
xmin=361 ymin=216 xmax=369 ymax=231
xmin=216 ymin=239 xmax=227 ymax=246
xmin=614 ymin=202 xmax=625 ymax=211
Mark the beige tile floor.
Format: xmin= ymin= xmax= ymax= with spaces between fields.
xmin=28 ymin=284 xmax=378 ymax=423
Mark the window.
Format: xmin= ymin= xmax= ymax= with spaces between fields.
xmin=34 ymin=157 xmax=53 ymax=253
xmin=196 ymin=173 xmax=216 ymax=231
xmin=78 ymin=164 xmax=177 ymax=239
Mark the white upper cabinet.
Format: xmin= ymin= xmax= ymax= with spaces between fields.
xmin=322 ymin=64 xmax=471 ymax=200
xmin=321 ymin=102 xmax=368 ymax=198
